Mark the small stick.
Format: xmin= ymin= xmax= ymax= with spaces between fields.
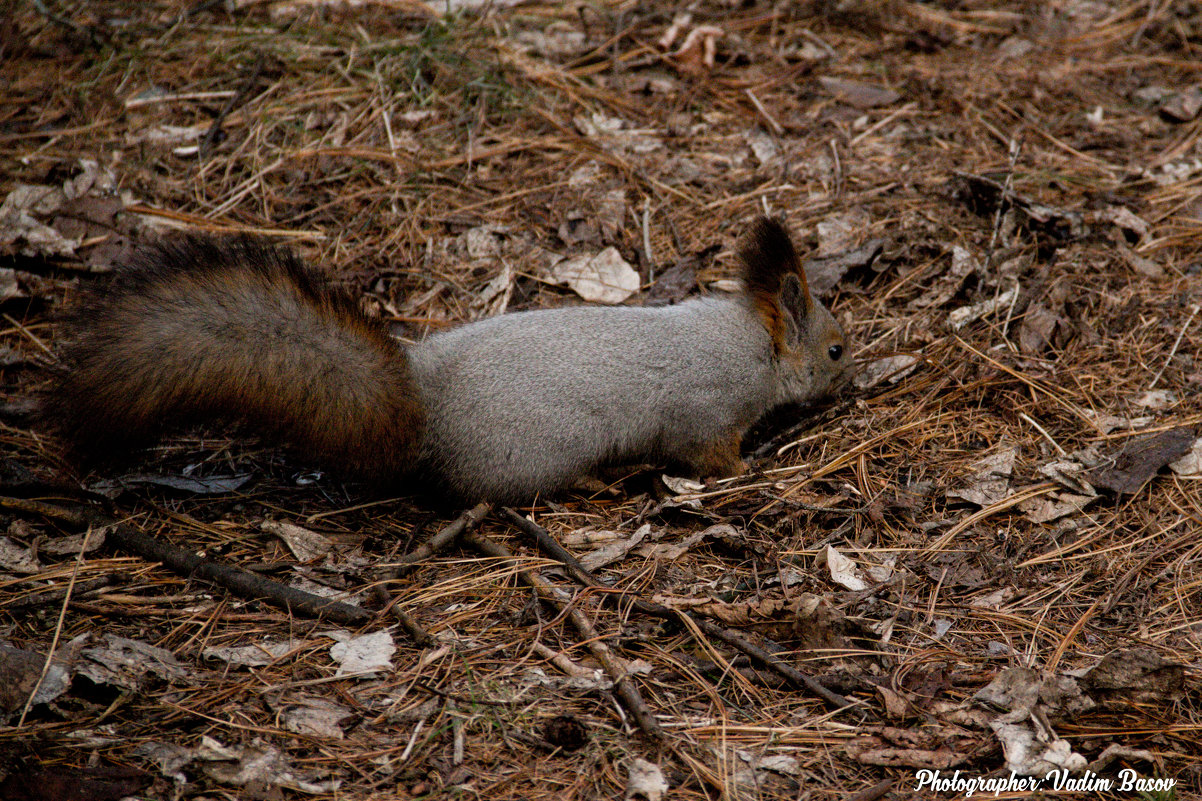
xmin=371 ymin=503 xmax=492 ymax=647
xmin=390 ymin=502 xmax=491 ymax=577
xmin=18 ymin=526 xmax=92 ymax=727
xmin=846 ymin=779 xmax=895 ymax=801
xmin=1149 ymin=303 xmax=1199 ymax=389
xmin=499 ymin=507 xmax=856 ymax=713
xmin=7 ymin=574 xmax=124 ymax=611
xmin=0 ymin=496 xmax=371 ymax=627
xmin=368 ymin=585 xmax=437 ymax=648
xmin=641 ymin=198 xmax=654 ymax=282
xmin=462 ymin=529 xmax=664 ymax=740
xmin=744 ymin=88 xmax=784 ymax=136
xmin=984 ymin=135 xmax=1022 ymax=273
xmin=200 ymin=53 xmax=267 ymax=159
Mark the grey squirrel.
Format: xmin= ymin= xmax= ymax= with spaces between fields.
xmin=46 ymin=216 xmax=850 ymax=502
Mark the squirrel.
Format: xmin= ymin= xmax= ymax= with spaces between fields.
xmin=44 ymin=216 xmax=850 ymax=503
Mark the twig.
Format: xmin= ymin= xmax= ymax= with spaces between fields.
xmin=462 ymin=528 xmax=665 ymax=740
xmin=1149 ymin=303 xmax=1199 ymax=389
xmin=641 ymin=198 xmax=654 ymax=282
xmin=200 ymin=53 xmax=267 ymax=159
xmin=18 ymin=526 xmax=92 ymax=727
xmin=984 ymin=135 xmax=1022 ymax=273
xmin=30 ymin=0 xmax=104 ymax=46
xmin=0 ymin=496 xmax=372 ymax=627
xmin=745 ymin=88 xmax=783 ymax=136
xmin=846 ymin=778 xmax=895 ymax=801
xmin=371 ymin=503 xmax=492 ymax=647
xmin=390 ymin=502 xmax=491 ymax=576
xmin=499 ymin=507 xmax=857 ymax=713
xmin=7 ymin=574 xmax=124 ymax=611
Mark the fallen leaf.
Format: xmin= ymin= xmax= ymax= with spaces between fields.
xmin=911 ymin=245 xmax=978 ymax=309
xmin=1038 ymin=455 xmax=1100 ymax=495
xmin=573 ymin=112 xmax=662 ymax=155
xmin=1020 ymin=491 xmax=1096 ymax=524
xmin=745 ymin=127 xmax=781 ymax=168
xmin=668 ymin=25 xmax=724 ymax=75
xmin=818 ymin=76 xmax=901 ymax=108
xmin=328 ymin=630 xmax=395 ymax=677
xmin=1120 ymin=244 xmax=1164 ymax=278
xmin=1089 ymin=205 xmax=1149 ymax=239
xmin=1079 ymin=648 xmax=1186 ymax=705
xmin=1088 ymin=427 xmax=1195 ymax=494
xmin=1169 ymin=437 xmax=1202 ymax=476
xmin=990 ymin=723 xmax=1087 ymax=776
xmin=510 ymin=21 xmax=587 ymax=59
xmin=947 ymin=284 xmax=1018 ymax=331
xmin=1131 ymin=389 xmax=1176 ymax=410
xmin=661 ymin=474 xmax=705 ymax=495
xmin=854 ymin=354 xmax=919 ymax=390
xmin=816 ymin=209 xmax=872 ymax=256
xmin=0 ymin=269 xmax=21 ymax=301
xmin=197 ymin=735 xmax=341 ymax=793
xmin=731 ymin=752 xmax=801 ymax=795
xmin=279 ymin=696 xmax=353 ymax=739
xmin=651 ymin=593 xmax=856 ymax=651
xmin=645 ymin=255 xmax=700 ymax=305
xmin=261 ymin=519 xmax=333 ymax=562
xmin=0 ymin=642 xmax=72 ymax=713
xmin=0 ymin=536 xmax=42 ymax=574
xmin=626 ymin=758 xmax=669 ymax=801
xmin=804 ymin=238 xmax=885 ymax=296
xmin=76 ymin=634 xmax=190 ymax=691
xmin=634 ymin=523 xmax=732 ymax=562
xmin=202 ymin=639 xmax=304 ymax=668
xmin=37 ymin=529 xmax=107 ymax=556
xmin=134 ymin=741 xmax=196 ymax=778
xmin=948 ymin=448 xmax=1016 ymax=507
xmin=1081 ymin=408 xmax=1154 ymax=434
xmin=95 ymin=473 xmax=252 ymax=495
xmin=575 ymin=524 xmax=652 ymax=571
xmin=550 ymin=247 xmax=640 ymax=304
xmin=1160 ymin=84 xmax=1202 ymax=122
xmin=1018 ymin=303 xmax=1061 ymax=353
xmin=817 ymin=544 xmax=869 ymax=591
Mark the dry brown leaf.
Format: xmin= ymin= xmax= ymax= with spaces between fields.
xmin=1088 ymin=427 xmax=1195 ymax=494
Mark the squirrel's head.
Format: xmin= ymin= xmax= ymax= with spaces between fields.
xmin=739 ymin=216 xmax=851 ymax=405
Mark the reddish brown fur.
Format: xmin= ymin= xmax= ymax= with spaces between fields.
xmin=678 ymin=430 xmax=746 ymax=478
xmin=738 ymin=217 xmax=813 ymax=354
xmin=46 ymin=235 xmax=425 ymax=481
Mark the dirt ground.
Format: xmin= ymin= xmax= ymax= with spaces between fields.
xmin=2 ymin=0 xmax=1202 ymax=799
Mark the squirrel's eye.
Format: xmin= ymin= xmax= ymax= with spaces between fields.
xmin=828 ymin=344 xmax=843 ymax=361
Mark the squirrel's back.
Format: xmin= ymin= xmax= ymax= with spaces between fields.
xmin=409 ymin=298 xmax=776 ymax=501
xmin=48 ymin=235 xmax=424 ymax=478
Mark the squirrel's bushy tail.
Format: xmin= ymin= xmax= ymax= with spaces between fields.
xmin=47 ymin=235 xmax=424 ymax=479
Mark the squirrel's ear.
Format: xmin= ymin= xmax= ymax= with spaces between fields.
xmin=741 ymin=217 xmax=815 ymax=348
xmin=780 ymin=272 xmax=814 ymax=326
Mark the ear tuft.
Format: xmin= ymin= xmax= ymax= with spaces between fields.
xmin=739 ymin=216 xmax=807 ymax=298
xmin=740 ymin=217 xmax=814 ymax=354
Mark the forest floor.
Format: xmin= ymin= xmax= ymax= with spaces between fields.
xmin=2 ymin=1 xmax=1201 ymax=799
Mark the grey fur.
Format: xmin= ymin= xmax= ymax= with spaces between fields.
xmin=409 ymin=293 xmax=843 ymax=501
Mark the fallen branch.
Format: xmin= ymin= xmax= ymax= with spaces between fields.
xmin=0 ymin=495 xmax=371 ymax=627
xmin=462 ymin=528 xmax=664 ymax=741
xmin=371 ymin=502 xmax=493 ymax=647
xmin=499 ymin=506 xmax=858 ymax=714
